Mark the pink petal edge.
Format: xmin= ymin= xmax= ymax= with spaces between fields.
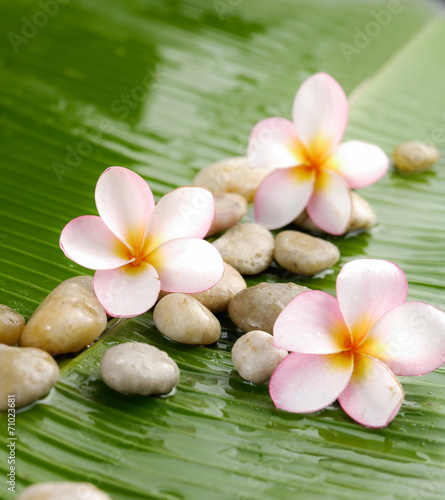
xmin=148 ymin=238 xmax=224 ymax=293
xmin=292 ymin=73 xmax=348 ymax=158
xmin=254 ymin=167 xmax=315 ymax=229
xmin=144 ymin=187 xmax=214 ymax=253
xmin=269 ymin=352 xmax=354 ymax=414
xmin=336 ymin=259 xmax=408 ymax=346
xmin=338 ymin=354 xmax=404 ymax=428
xmin=306 ymin=170 xmax=352 ymax=235
xmin=330 ymin=141 xmax=389 ymax=189
xmin=95 ymin=166 xmax=155 ymax=251
xmin=273 ymin=290 xmax=350 ymax=354
xmin=363 ymin=301 xmax=445 ymax=376
xmin=248 ymin=117 xmax=302 ymax=169
xmin=93 ymin=262 xmax=160 ymax=318
xmin=60 ymin=215 xmax=131 ymax=270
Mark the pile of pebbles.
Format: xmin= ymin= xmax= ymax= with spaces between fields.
xmin=3 ymin=145 xmax=440 ymax=496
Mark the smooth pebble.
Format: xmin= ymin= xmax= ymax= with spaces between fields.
xmin=274 ymin=230 xmax=340 ymax=276
xmin=232 ymin=330 xmax=287 ymax=384
xmin=293 ymin=192 xmax=376 ymax=233
xmin=228 ymin=282 xmax=309 ymax=334
xmin=194 ymin=156 xmax=272 ymax=201
xmin=206 ymin=193 xmax=248 ymax=237
xmin=17 ymin=482 xmax=112 ymax=500
xmin=0 ymin=304 xmax=25 ymax=345
xmin=0 ymin=345 xmax=59 ymax=411
xmin=393 ymin=141 xmax=439 ymax=174
xmin=154 ymin=294 xmax=221 ymax=345
xmin=212 ymin=223 xmax=274 ymax=275
xmin=19 ymin=276 xmax=107 ymax=355
xmin=190 ymin=262 xmax=247 ymax=313
xmin=101 ymin=342 xmax=180 ymax=396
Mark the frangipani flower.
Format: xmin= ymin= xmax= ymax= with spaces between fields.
xmin=270 ymin=259 xmax=445 ymax=427
xmin=60 ymin=167 xmax=224 ymax=318
xmin=248 ymin=73 xmax=389 ymax=234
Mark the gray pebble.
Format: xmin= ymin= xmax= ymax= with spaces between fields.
xmin=212 ymin=223 xmax=274 ymax=275
xmin=0 ymin=345 xmax=59 ymax=411
xmin=232 ymin=330 xmax=287 ymax=384
xmin=206 ymin=193 xmax=248 ymax=237
xmin=274 ymin=230 xmax=340 ymax=276
xmin=153 ymin=293 xmax=221 ymax=345
xmin=101 ymin=342 xmax=179 ymax=396
xmin=228 ymin=282 xmax=309 ymax=334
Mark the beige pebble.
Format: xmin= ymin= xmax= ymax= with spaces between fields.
xmin=213 ymin=223 xmax=274 ymax=275
xmin=154 ymin=293 xmax=221 ymax=345
xmin=17 ymin=482 xmax=112 ymax=500
xmin=207 ymin=193 xmax=248 ymax=237
xmin=189 ymin=262 xmax=247 ymax=313
xmin=101 ymin=342 xmax=179 ymax=396
xmin=19 ymin=276 xmax=107 ymax=355
xmin=274 ymin=230 xmax=340 ymax=276
xmin=0 ymin=346 xmax=59 ymax=411
xmin=232 ymin=330 xmax=287 ymax=384
xmin=393 ymin=141 xmax=440 ymax=174
xmin=293 ymin=192 xmax=376 ymax=233
xmin=194 ymin=156 xmax=272 ymax=201
xmin=228 ymin=282 xmax=309 ymax=334
xmin=0 ymin=305 xmax=25 ymax=345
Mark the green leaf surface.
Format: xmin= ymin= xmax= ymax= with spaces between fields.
xmin=1 ymin=0 xmax=445 ymax=498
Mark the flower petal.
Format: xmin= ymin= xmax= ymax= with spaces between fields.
xmin=94 ymin=262 xmax=160 ymax=317
xmin=292 ymin=73 xmax=348 ymax=158
xmin=306 ymin=170 xmax=352 ymax=235
xmin=148 ymin=238 xmax=224 ymax=293
xmin=339 ymin=354 xmax=404 ymax=428
xmin=329 ymin=141 xmax=389 ymax=189
xmin=60 ymin=215 xmax=131 ymax=270
xmin=248 ymin=118 xmax=304 ymax=169
xmin=274 ymin=291 xmax=350 ymax=354
xmin=254 ymin=167 xmax=315 ymax=230
xmin=362 ymin=302 xmax=445 ymax=376
xmin=95 ymin=166 xmax=155 ymax=251
xmin=269 ymin=352 xmax=353 ymax=413
xmin=336 ymin=259 xmax=408 ymax=346
xmin=143 ymin=187 xmax=214 ymax=253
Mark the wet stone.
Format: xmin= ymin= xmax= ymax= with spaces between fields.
xmin=0 ymin=304 xmax=25 ymax=345
xmin=228 ymin=282 xmax=309 ymax=334
xmin=153 ymin=293 xmax=221 ymax=345
xmin=101 ymin=342 xmax=180 ymax=396
xmin=232 ymin=330 xmax=287 ymax=384
xmin=212 ymin=223 xmax=274 ymax=275
xmin=19 ymin=276 xmax=107 ymax=355
xmin=274 ymin=230 xmax=340 ymax=276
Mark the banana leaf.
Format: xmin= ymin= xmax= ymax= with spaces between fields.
xmin=0 ymin=0 xmax=445 ymax=498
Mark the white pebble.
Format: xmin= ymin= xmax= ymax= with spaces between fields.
xmin=101 ymin=342 xmax=179 ymax=396
xmin=393 ymin=141 xmax=439 ymax=174
xmin=194 ymin=156 xmax=272 ymax=201
xmin=0 ymin=346 xmax=59 ymax=411
xmin=190 ymin=262 xmax=247 ymax=313
xmin=212 ymin=223 xmax=274 ymax=275
xmin=17 ymin=481 xmax=112 ymax=500
xmin=274 ymin=230 xmax=340 ymax=276
xmin=154 ymin=293 xmax=221 ymax=345
xmin=19 ymin=276 xmax=107 ymax=355
xmin=0 ymin=304 xmax=25 ymax=345
xmin=232 ymin=330 xmax=287 ymax=384
xmin=206 ymin=193 xmax=248 ymax=237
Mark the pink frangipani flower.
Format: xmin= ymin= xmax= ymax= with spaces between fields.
xmin=60 ymin=167 xmax=224 ymax=318
xmin=248 ymin=73 xmax=389 ymax=234
xmin=270 ymin=259 xmax=445 ymax=427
